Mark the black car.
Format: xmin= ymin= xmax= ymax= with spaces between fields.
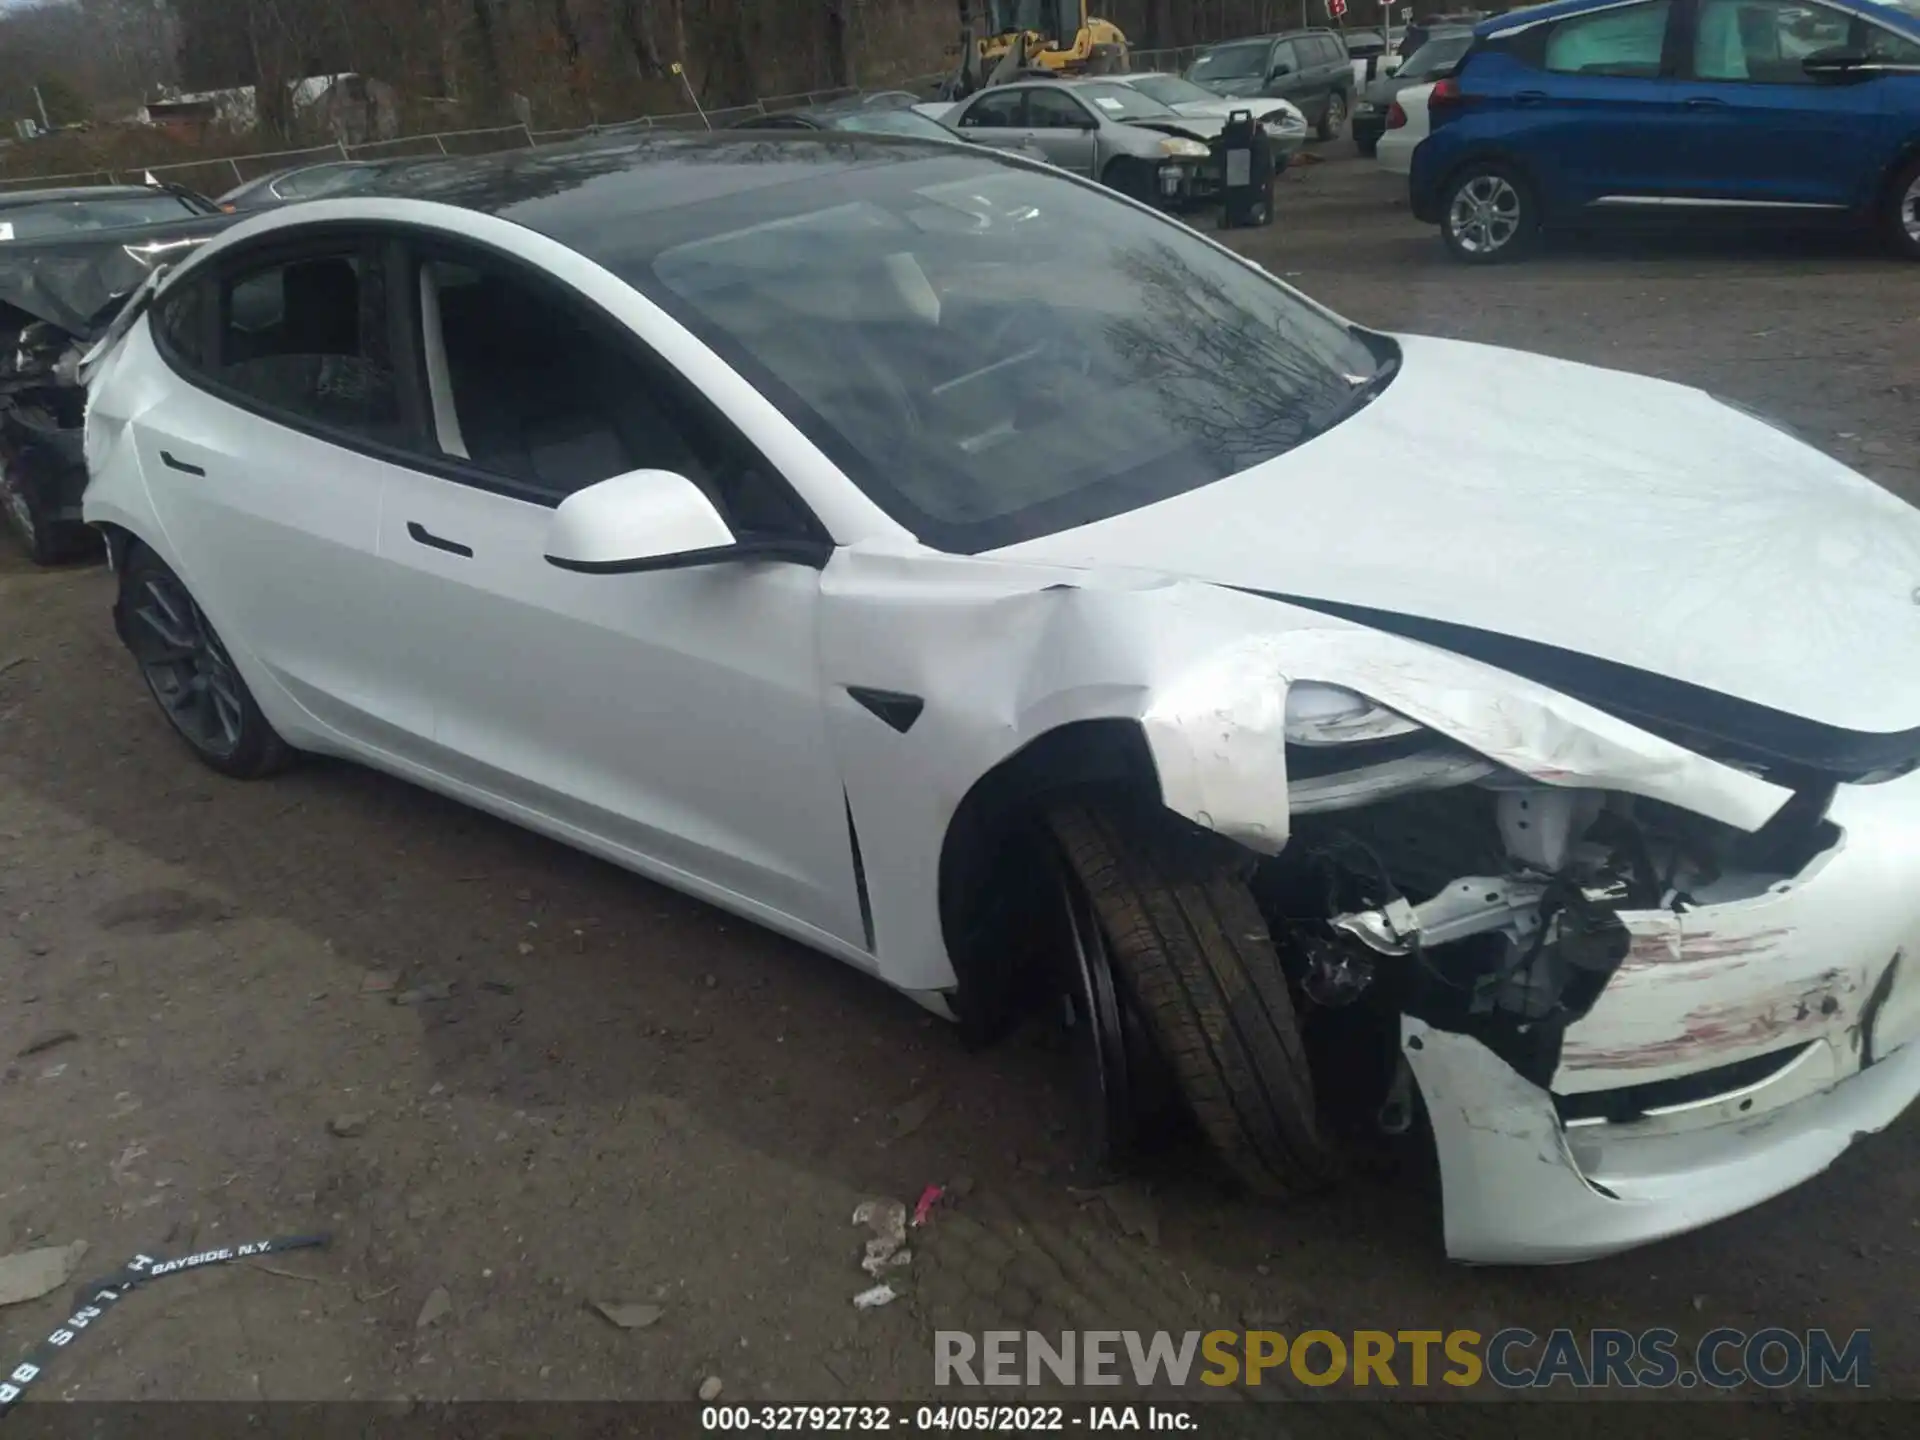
xmin=216 ymin=160 xmax=395 ymax=211
xmin=1186 ymin=28 xmax=1355 ymax=141
xmin=1351 ymin=29 xmax=1477 ymax=157
xmin=0 ymin=185 xmax=236 ymax=563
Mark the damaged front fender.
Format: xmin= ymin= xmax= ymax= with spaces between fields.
xmin=819 ymin=555 xmax=1785 ymax=992
xmin=1139 ymin=626 xmax=1791 ymax=854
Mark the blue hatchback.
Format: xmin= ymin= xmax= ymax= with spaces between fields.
xmin=1409 ymin=0 xmax=1920 ymax=260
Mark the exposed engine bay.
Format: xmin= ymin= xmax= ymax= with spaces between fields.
xmin=1254 ymin=719 xmax=1839 ymax=1098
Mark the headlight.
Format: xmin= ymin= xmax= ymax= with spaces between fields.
xmin=1284 ymin=683 xmax=1421 ymax=746
xmin=1157 ymin=137 xmax=1210 ymax=159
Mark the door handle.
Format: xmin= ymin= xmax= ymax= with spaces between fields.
xmin=407 ymin=521 xmax=473 ymax=558
xmin=159 ymin=450 xmax=205 ymax=476
xmin=1684 ymin=96 xmax=1727 ymax=109
xmin=1514 ymin=90 xmax=1548 ymax=105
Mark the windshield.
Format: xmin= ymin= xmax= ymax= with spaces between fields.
xmin=1399 ymin=35 xmax=1474 ymax=77
xmin=1126 ymin=74 xmax=1221 ymax=106
xmin=1075 ymin=83 xmax=1178 ymax=120
xmin=985 ymin=0 xmax=1067 ymax=34
xmin=624 ymin=155 xmax=1378 ymax=552
xmin=0 ymin=192 xmax=204 ymax=241
xmin=826 ymin=109 xmax=959 ymax=141
xmin=1190 ymin=41 xmax=1272 ymax=80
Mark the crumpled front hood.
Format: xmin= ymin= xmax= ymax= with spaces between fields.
xmin=1124 ymin=115 xmax=1225 ymax=142
xmin=1170 ymin=98 xmax=1304 ymax=128
xmin=997 ymin=334 xmax=1920 ymax=738
xmin=0 ymin=213 xmax=239 ymax=335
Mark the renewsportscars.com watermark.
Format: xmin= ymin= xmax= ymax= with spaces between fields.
xmin=935 ymin=1328 xmax=1873 ymax=1390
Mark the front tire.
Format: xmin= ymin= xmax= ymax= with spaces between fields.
xmin=1888 ymin=154 xmax=1920 ymax=261
xmin=1101 ymin=157 xmax=1155 ymax=205
xmin=1316 ymin=90 xmax=1347 ymax=142
xmin=118 ymin=546 xmax=293 ymax=779
xmin=1047 ymin=799 xmax=1337 ymax=1200
xmin=1440 ymin=161 xmax=1538 ymax=263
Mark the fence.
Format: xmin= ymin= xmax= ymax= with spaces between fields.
xmin=0 ymin=78 xmax=947 ymax=198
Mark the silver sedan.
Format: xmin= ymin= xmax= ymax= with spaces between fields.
xmin=935 ymin=80 xmax=1220 ymax=206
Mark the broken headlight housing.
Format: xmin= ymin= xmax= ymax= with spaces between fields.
xmin=1283 ymin=683 xmax=1421 ymax=747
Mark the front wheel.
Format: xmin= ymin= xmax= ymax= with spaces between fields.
xmin=1101 ymin=157 xmax=1155 ymax=205
xmin=1440 ymin=162 xmax=1538 ymax=263
xmin=1317 ymin=91 xmax=1347 ymax=142
xmin=118 ymin=546 xmax=294 ymax=778
xmin=1047 ymin=799 xmax=1338 ymax=1199
xmin=1888 ymin=154 xmax=1920 ymax=261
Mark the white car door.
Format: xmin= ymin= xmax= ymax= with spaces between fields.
xmin=126 ymin=237 xmax=442 ymax=758
xmin=374 ymin=247 xmax=869 ymax=948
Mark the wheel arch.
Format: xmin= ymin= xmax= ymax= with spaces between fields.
xmin=1876 ymin=134 xmax=1920 ymax=219
xmin=1432 ymin=145 xmax=1547 ymax=214
xmin=94 ymin=519 xmax=142 ymax=574
xmin=936 ymin=717 xmax=1163 ymax=1043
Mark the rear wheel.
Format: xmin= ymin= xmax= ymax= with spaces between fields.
xmin=1889 ymin=154 xmax=1920 ymax=261
xmin=118 ymin=546 xmax=293 ymax=778
xmin=1317 ymin=91 xmax=1347 ymax=142
xmin=1047 ymin=799 xmax=1338 ymax=1199
xmin=1440 ymin=161 xmax=1538 ymax=263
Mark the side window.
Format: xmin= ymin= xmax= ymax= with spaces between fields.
xmin=213 ymin=249 xmax=401 ymax=441
xmin=1269 ymin=40 xmax=1298 ymax=74
xmin=1318 ymin=36 xmax=1348 ymax=66
xmin=1544 ymin=0 xmax=1672 ymax=76
xmin=415 ymin=256 xmax=811 ymax=536
xmin=1860 ymin=20 xmax=1920 ymax=64
xmin=960 ymin=90 xmax=1025 ymax=128
xmin=1694 ymin=0 xmax=1834 ymax=81
xmin=1027 ymin=90 xmax=1092 ymax=128
xmin=152 ymin=279 xmax=208 ymax=369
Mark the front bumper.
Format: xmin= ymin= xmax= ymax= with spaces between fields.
xmin=1409 ymin=767 xmax=1920 ymax=1263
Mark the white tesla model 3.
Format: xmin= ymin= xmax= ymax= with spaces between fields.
xmin=81 ymin=134 xmax=1920 ymax=1263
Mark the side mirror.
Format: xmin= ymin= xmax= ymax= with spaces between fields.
xmin=1803 ymin=47 xmax=1872 ymax=81
xmin=1269 ymin=63 xmax=1293 ymax=79
xmin=544 ymin=469 xmax=736 ymax=574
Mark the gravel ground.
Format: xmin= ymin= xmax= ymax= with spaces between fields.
xmin=2 ymin=151 xmax=1917 ymax=1416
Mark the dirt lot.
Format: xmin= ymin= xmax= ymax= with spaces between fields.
xmin=3 ymin=151 xmax=1919 ymax=1417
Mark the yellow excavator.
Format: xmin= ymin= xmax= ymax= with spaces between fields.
xmin=952 ymin=2 xmax=1129 ymax=94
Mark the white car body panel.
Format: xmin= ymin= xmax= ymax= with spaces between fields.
xmin=1375 ymin=79 xmax=1431 ymax=177
xmin=998 ymin=333 xmax=1920 ymax=734
xmin=81 ymin=181 xmax=1920 ymax=1265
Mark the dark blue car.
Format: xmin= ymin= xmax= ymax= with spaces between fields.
xmin=1409 ymin=0 xmax=1920 ymax=260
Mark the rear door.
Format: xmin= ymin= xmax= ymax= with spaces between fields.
xmin=129 ymin=235 xmax=443 ymax=759
xmin=1673 ymin=0 xmax=1901 ymax=208
xmin=1023 ymin=87 xmax=1102 ymax=174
